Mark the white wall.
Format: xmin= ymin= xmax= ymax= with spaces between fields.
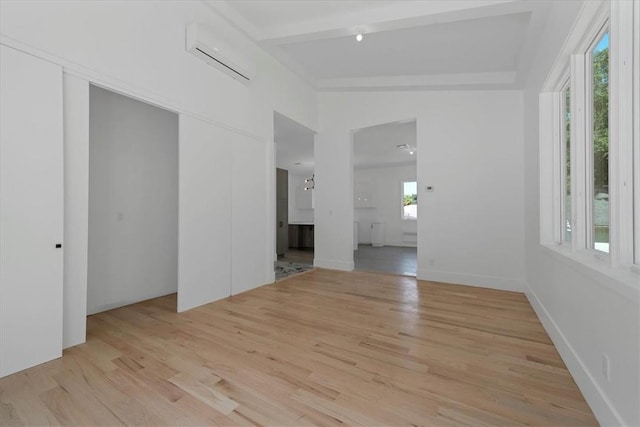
xmin=317 ymin=91 xmax=525 ymax=291
xmin=63 ymin=74 xmax=89 ymax=348
xmin=0 ymin=0 xmax=317 ymax=344
xmin=88 ymin=86 xmax=178 ymax=314
xmin=521 ymin=2 xmax=639 ymax=426
xmin=288 ymin=173 xmax=314 ymax=223
xmin=354 ymin=164 xmax=417 ymax=246
xmin=178 ymin=115 xmax=231 ymax=312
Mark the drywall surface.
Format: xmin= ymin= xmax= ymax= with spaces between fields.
xmin=288 ymin=173 xmax=315 ymax=224
xmin=317 ymin=90 xmax=525 ymax=291
xmin=178 ymin=115 xmax=231 ymax=312
xmin=63 ymin=74 xmax=89 ymax=347
xmin=354 ymin=164 xmax=417 ymax=247
xmin=88 ymin=86 xmax=178 ymax=314
xmin=0 ymin=0 xmax=317 ymax=288
xmin=522 ymin=1 xmax=639 ymax=425
xmin=0 ymin=0 xmax=317 ymax=340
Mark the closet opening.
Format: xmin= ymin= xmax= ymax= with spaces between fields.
xmin=87 ymin=85 xmax=179 ymax=315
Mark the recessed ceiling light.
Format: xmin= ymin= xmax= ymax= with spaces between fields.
xmin=356 ymin=33 xmax=363 ymax=42
xmin=409 ymin=150 xmax=415 ymax=155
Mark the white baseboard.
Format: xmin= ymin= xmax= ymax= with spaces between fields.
xmin=266 ymin=270 xmax=276 ymax=284
xmin=525 ymin=283 xmax=625 ymax=427
xmin=314 ymin=258 xmax=354 ymax=271
xmin=417 ymin=269 xmax=525 ymax=292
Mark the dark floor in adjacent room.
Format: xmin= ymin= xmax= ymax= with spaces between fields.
xmin=354 ymin=244 xmax=417 ymax=276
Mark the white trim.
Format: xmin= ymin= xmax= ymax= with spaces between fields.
xmin=632 ymin=0 xmax=640 ymax=267
xmin=571 ymin=53 xmax=588 ymax=251
xmin=560 ymin=80 xmax=571 ymax=244
xmin=525 ymin=282 xmax=626 ymax=427
xmin=610 ymin=0 xmax=635 ymax=267
xmin=417 ymin=269 xmax=525 ymax=293
xmin=539 ymin=92 xmax=556 ymax=246
xmin=585 ymin=26 xmax=611 ymax=256
xmin=542 ymin=0 xmax=608 ymax=92
xmin=551 ymin=91 xmax=563 ymax=243
xmin=313 ymin=258 xmax=354 ymax=271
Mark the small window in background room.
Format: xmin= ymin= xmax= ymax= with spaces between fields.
xmin=402 ymin=181 xmax=417 ymax=220
xmin=591 ymin=31 xmax=609 ymax=253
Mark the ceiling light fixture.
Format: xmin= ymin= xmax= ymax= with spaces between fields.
xmin=355 ymin=27 xmax=365 ymax=42
xmin=356 ymin=33 xmax=363 ymax=42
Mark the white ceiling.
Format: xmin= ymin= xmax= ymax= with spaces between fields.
xmin=279 ymin=12 xmax=530 ymax=80
xmin=274 ymin=112 xmax=315 ymax=176
xmin=354 ymin=120 xmax=417 ymax=169
xmin=274 ymin=114 xmax=416 ymax=174
xmin=209 ymin=0 xmax=553 ymax=91
xmin=221 ymin=1 xmax=397 ymax=32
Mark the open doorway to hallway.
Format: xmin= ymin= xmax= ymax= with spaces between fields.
xmin=352 ymin=120 xmax=417 ymax=276
xmin=274 ymin=112 xmax=316 ymax=280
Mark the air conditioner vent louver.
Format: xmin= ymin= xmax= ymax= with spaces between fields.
xmin=186 ymin=24 xmax=256 ymax=84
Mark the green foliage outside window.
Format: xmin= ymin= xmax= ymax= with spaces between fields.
xmin=403 ymin=194 xmax=417 ymax=206
xmin=593 ymin=45 xmax=609 ymax=191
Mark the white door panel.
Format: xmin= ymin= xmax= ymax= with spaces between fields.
xmin=232 ymin=135 xmax=268 ymax=295
xmin=0 ymin=45 xmax=64 ymax=377
xmin=178 ymin=115 xmax=232 ymax=312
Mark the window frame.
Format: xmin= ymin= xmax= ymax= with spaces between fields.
xmin=585 ymin=25 xmax=610 ymax=256
xmin=633 ymin=0 xmax=640 ymax=267
xmin=560 ymin=79 xmax=572 ymax=246
xmin=539 ymin=0 xmax=638 ymax=292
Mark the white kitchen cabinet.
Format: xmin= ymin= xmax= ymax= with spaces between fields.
xmin=372 ymin=222 xmax=385 ymax=247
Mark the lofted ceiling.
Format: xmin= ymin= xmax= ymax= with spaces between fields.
xmin=207 ymin=0 xmax=553 ymax=91
xmin=354 ymin=120 xmax=417 ymax=170
xmin=274 ymin=112 xmax=315 ymax=176
xmin=274 ymin=114 xmax=417 ymax=175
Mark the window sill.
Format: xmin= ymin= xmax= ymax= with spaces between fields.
xmin=540 ymin=244 xmax=639 ymax=301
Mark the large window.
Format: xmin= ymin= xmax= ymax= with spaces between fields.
xmin=541 ymin=0 xmax=639 ymax=283
xmin=402 ymin=181 xmax=417 ymax=220
xmin=590 ymin=31 xmax=610 ymax=253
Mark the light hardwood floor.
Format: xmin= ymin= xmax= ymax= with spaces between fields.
xmin=0 ymin=269 xmax=597 ymax=426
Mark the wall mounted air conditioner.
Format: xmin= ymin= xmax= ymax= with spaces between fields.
xmin=186 ymin=23 xmax=256 ymax=84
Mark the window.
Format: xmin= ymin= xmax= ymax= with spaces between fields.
xmin=590 ymin=31 xmax=610 ymax=253
xmin=562 ymin=84 xmax=572 ymax=243
xmin=402 ymin=181 xmax=417 ymax=220
xmin=539 ymin=0 xmax=640 ymax=286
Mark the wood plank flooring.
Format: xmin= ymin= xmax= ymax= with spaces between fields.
xmin=0 ymin=269 xmax=597 ymax=426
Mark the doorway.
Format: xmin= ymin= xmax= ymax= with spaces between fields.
xmin=352 ymin=120 xmax=418 ymax=276
xmin=274 ymin=112 xmax=316 ymax=280
xmin=88 ymin=85 xmax=178 ymax=314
